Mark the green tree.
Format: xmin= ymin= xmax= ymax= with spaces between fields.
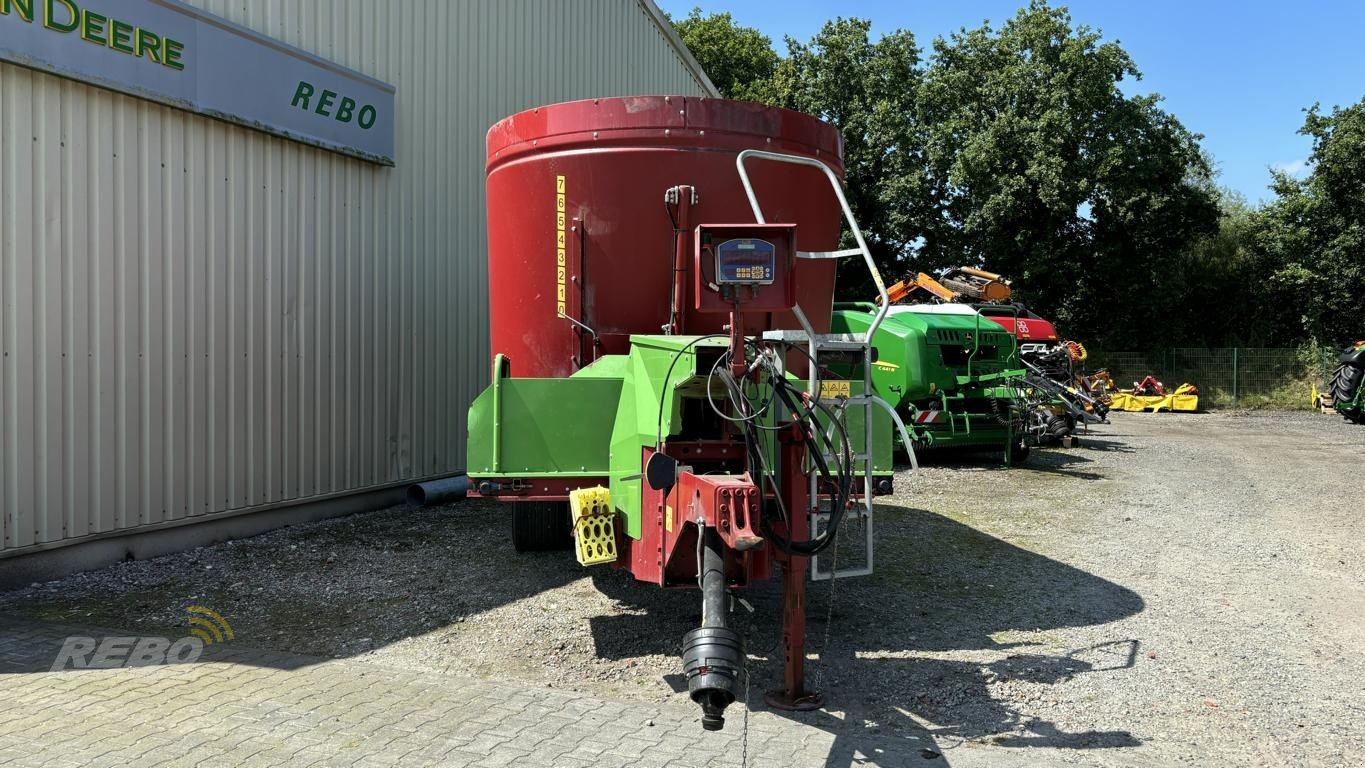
xmin=762 ymin=18 xmax=930 ymax=296
xmin=670 ymin=8 xmax=779 ymax=101
xmin=916 ymin=1 xmax=1219 ymax=347
xmin=1252 ymin=99 xmax=1365 ymax=344
xmin=1170 ymin=188 xmax=1264 ymax=345
xmin=671 ymin=3 xmax=1223 ymax=340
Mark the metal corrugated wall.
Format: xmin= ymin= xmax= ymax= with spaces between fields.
xmin=0 ymin=0 xmax=713 ymax=555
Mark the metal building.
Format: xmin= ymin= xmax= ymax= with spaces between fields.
xmin=0 ymin=0 xmax=715 ymax=580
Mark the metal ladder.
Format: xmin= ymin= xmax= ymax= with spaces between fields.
xmin=736 ymin=149 xmax=917 ymax=579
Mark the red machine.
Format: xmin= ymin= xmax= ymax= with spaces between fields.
xmin=470 ymin=97 xmax=909 ymax=729
xmin=484 ymin=96 xmax=843 ymax=378
xmin=976 ymin=305 xmax=1060 ymax=353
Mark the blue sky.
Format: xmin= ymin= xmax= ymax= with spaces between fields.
xmin=659 ymin=0 xmax=1365 ymax=204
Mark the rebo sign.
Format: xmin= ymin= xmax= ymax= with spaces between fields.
xmin=0 ymin=0 xmax=396 ymax=165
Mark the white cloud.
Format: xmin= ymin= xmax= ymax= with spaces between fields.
xmin=1271 ymin=159 xmax=1310 ymax=178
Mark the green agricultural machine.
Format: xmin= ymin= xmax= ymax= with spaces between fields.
xmin=1327 ymin=340 xmax=1365 ymax=423
xmin=831 ymin=302 xmax=1037 ymax=460
xmin=464 ymin=97 xmax=916 ymax=730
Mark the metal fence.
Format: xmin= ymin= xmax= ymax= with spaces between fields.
xmin=1090 ymin=348 xmax=1334 ymax=409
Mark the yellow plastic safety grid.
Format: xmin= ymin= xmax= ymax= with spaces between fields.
xmin=568 ymin=486 xmax=617 ymax=566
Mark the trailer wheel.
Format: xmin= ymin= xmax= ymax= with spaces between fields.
xmin=1006 ymin=439 xmax=1031 ymax=464
xmin=512 ymin=501 xmax=572 ymax=552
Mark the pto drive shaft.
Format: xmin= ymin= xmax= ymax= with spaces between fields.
xmin=681 ymin=526 xmax=743 ymax=731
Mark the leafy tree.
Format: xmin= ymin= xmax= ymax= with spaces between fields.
xmin=671 ymin=3 xmax=1225 ymax=345
xmin=761 ymin=18 xmax=930 ymax=296
xmin=670 ymin=8 xmax=779 ymax=101
xmin=917 ymin=1 xmax=1219 ymax=348
xmin=1169 ymin=188 xmax=1265 ymax=345
xmin=1251 ymin=99 xmax=1365 ymax=344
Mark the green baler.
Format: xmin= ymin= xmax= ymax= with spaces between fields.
xmin=831 ymin=302 xmax=1031 ymax=458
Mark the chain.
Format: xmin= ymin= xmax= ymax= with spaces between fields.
xmin=740 ymin=595 xmax=759 ymax=768
xmin=821 ymin=507 xmax=842 ymax=666
xmin=808 ymin=500 xmax=843 ymax=692
xmin=741 ymin=665 xmax=750 ymax=768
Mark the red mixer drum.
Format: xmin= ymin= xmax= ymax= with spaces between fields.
xmin=485 ymin=96 xmax=845 ymax=378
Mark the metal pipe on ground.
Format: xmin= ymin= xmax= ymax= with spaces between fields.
xmin=407 ymin=475 xmax=470 ymax=506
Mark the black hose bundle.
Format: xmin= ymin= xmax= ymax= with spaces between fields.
xmin=708 ymin=347 xmax=856 ymax=557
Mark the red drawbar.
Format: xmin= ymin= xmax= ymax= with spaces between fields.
xmin=626 ymin=446 xmax=772 ymax=588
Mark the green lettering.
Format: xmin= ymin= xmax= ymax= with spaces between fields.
xmin=108 ymin=19 xmax=134 ymax=53
xmin=42 ymin=0 xmax=76 ymax=32
xmin=79 ymin=9 xmax=105 ymax=45
xmin=357 ymin=105 xmax=377 ymax=130
xmin=290 ymin=81 xmax=314 ymax=110
xmin=135 ymin=28 xmax=160 ymax=62
xmin=162 ymin=38 xmax=184 ymax=70
xmin=335 ymin=97 xmax=355 ymax=123
xmin=0 ymin=0 xmax=35 ymax=23
xmin=314 ymin=89 xmax=336 ymax=117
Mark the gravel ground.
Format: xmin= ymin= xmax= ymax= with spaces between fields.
xmin=2 ymin=410 xmax=1363 ymax=767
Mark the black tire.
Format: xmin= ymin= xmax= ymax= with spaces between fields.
xmin=1046 ymin=413 xmax=1072 ymax=440
xmin=1331 ymin=363 xmax=1363 ymax=405
xmin=1005 ymin=438 xmax=1031 ymax=464
xmin=512 ymin=501 xmax=572 ymax=553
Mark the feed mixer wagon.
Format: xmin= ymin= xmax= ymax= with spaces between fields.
xmin=463 ymin=97 xmax=914 ymax=730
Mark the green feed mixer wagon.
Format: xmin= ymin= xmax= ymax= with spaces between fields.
xmin=463 ymin=97 xmax=914 ymax=732
xmin=831 ymin=302 xmax=1038 ymax=460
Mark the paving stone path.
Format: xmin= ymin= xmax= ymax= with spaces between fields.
xmin=0 ymin=616 xmax=1038 ymax=768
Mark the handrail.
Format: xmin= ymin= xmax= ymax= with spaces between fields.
xmin=734 ymin=149 xmax=891 ymax=343
xmin=737 ymin=148 xmax=914 ymax=573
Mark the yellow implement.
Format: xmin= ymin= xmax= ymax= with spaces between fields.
xmin=568 ymin=486 xmax=618 ymax=566
xmin=1110 ymin=383 xmax=1199 ymax=413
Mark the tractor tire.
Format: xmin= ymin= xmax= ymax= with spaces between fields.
xmin=511 ymin=501 xmax=572 ymax=553
xmin=1006 ymin=438 xmax=1031 ymax=464
xmin=1331 ymin=363 xmax=1363 ymax=405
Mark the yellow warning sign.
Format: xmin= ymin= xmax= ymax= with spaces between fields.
xmin=819 ymin=380 xmax=851 ymax=400
xmin=555 ymin=175 xmax=567 ymax=315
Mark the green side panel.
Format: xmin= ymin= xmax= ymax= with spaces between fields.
xmin=831 ymin=307 xmax=1019 ymax=409
xmin=831 ymin=310 xmax=931 ymax=407
xmin=467 ymin=376 xmax=622 ymax=476
xmin=569 ymin=353 xmax=630 ymax=380
xmin=468 ymin=333 xmax=897 ymax=543
xmin=607 ymin=336 xmax=735 ymax=540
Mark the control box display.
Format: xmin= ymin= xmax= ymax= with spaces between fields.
xmin=715 ymin=238 xmax=776 ymax=285
xmin=694 ymin=223 xmax=797 ymax=314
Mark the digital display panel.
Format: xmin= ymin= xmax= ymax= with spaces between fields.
xmin=715 ymin=238 xmax=776 ymax=285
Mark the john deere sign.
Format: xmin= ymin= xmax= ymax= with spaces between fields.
xmin=0 ymin=0 xmax=395 ymax=165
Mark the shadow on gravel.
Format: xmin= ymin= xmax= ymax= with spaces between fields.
xmin=1068 ymin=436 xmax=1138 ymax=453
xmin=0 ymin=497 xmax=1146 ymax=767
xmin=591 ymin=504 xmax=1145 ymax=766
xmin=1017 ymin=450 xmax=1106 ymax=481
xmin=0 ymin=500 xmax=589 ymax=671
